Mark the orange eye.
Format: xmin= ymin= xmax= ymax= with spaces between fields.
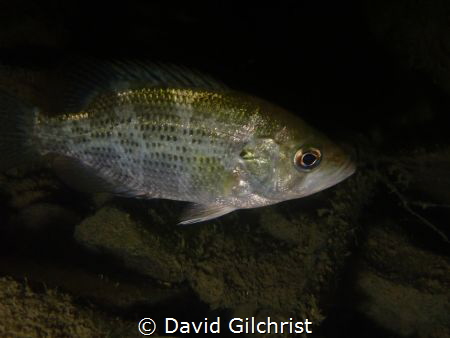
xmin=294 ymin=147 xmax=322 ymax=171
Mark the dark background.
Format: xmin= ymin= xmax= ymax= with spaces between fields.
xmin=0 ymin=1 xmax=449 ymax=337
xmin=1 ymin=0 xmax=449 ymax=144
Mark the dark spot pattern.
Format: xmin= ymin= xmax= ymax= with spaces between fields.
xmin=36 ymin=88 xmax=247 ymax=199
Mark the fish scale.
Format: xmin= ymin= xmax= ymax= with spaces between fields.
xmin=0 ymin=61 xmax=355 ymax=224
xmin=36 ymin=88 xmax=254 ymax=203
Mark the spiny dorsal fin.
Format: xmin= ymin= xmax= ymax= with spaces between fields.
xmin=55 ymin=58 xmax=228 ymax=112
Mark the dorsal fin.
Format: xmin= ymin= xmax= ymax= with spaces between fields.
xmin=54 ymin=58 xmax=228 ymax=112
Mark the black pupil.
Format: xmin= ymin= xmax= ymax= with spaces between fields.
xmin=302 ymin=153 xmax=317 ymax=166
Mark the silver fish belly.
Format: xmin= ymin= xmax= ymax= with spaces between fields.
xmin=0 ymin=61 xmax=355 ymax=224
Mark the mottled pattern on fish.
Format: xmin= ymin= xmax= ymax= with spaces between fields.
xmin=0 ymin=61 xmax=355 ymax=224
xmin=35 ymin=88 xmax=282 ymax=208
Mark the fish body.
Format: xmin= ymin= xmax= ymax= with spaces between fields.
xmin=0 ymin=62 xmax=355 ymax=223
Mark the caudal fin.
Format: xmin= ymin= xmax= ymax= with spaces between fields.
xmin=0 ymin=90 xmax=39 ymax=171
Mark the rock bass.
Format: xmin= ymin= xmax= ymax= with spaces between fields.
xmin=0 ymin=61 xmax=355 ymax=224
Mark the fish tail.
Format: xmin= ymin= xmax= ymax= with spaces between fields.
xmin=0 ymin=90 xmax=39 ymax=171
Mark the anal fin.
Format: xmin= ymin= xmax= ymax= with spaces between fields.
xmin=179 ymin=203 xmax=236 ymax=225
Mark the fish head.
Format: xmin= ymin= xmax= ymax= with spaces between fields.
xmin=278 ymin=134 xmax=356 ymax=200
xmin=240 ymin=112 xmax=355 ymax=203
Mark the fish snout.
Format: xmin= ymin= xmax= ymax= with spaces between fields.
xmin=338 ymin=142 xmax=357 ymax=179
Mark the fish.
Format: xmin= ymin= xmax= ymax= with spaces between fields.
xmin=0 ymin=61 xmax=355 ymax=224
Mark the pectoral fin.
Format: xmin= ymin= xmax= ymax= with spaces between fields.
xmin=179 ymin=204 xmax=236 ymax=225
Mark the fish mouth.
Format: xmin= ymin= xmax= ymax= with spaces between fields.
xmin=336 ymin=142 xmax=357 ymax=182
xmin=335 ymin=158 xmax=356 ymax=184
xmin=316 ymin=157 xmax=356 ymax=194
xmin=344 ymin=158 xmax=356 ymax=178
xmin=288 ymin=158 xmax=356 ymax=200
xmin=307 ymin=159 xmax=355 ymax=197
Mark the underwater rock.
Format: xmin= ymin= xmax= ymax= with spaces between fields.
xmin=0 ymin=277 xmax=129 ymax=337
xmin=356 ymin=226 xmax=450 ymax=337
xmin=358 ymin=272 xmax=450 ymax=338
xmin=74 ymin=206 xmax=184 ymax=283
xmin=0 ymin=254 xmax=187 ymax=313
xmin=73 ymin=170 xmax=374 ymax=331
xmin=13 ymin=202 xmax=81 ymax=230
xmin=90 ymin=192 xmax=114 ymax=209
xmin=0 ymin=170 xmax=63 ymax=210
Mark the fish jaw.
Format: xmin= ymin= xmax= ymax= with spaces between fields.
xmin=290 ymin=152 xmax=356 ymax=199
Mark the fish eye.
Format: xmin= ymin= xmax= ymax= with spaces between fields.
xmin=294 ymin=147 xmax=322 ymax=171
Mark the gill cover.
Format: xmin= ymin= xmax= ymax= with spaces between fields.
xmin=240 ymin=138 xmax=281 ymax=191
